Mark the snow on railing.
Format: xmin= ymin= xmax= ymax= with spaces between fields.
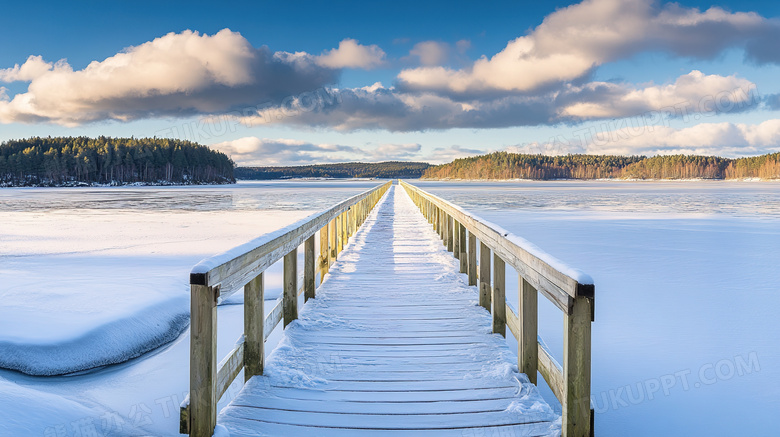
xmin=400 ymin=180 xmax=595 ymax=437
xmin=181 ymin=181 xmax=392 ymax=437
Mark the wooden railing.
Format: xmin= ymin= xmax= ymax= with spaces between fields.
xmin=180 ymin=181 xmax=392 ymax=437
xmin=400 ymin=181 xmax=595 ymax=437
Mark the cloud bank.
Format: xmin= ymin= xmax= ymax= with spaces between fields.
xmin=211 ymin=136 xmax=475 ymax=166
xmin=0 ymin=31 xmax=383 ymax=126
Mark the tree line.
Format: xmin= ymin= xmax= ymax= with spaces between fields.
xmin=236 ymin=162 xmax=431 ymax=179
xmin=0 ymin=137 xmax=235 ymax=186
xmin=422 ymin=152 xmax=780 ymax=180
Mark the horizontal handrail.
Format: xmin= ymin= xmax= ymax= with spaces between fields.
xmin=190 ymin=182 xmax=394 ymax=295
xmin=183 ymin=181 xmax=392 ymax=437
xmin=400 ymin=180 xmax=594 ymax=437
xmin=399 ymin=181 xmax=592 ymax=314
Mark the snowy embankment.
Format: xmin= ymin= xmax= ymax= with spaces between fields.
xmin=0 ymin=207 xmax=309 ymax=376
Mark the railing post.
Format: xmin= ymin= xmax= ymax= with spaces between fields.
xmin=283 ymin=248 xmax=298 ymax=327
xmin=453 ymin=220 xmax=460 ymax=258
xmin=446 ymin=216 xmax=453 ymax=252
xmin=479 ymin=242 xmax=491 ymax=311
xmin=190 ymin=283 xmax=218 ymax=437
xmin=563 ymin=296 xmax=593 ymax=437
xmin=336 ymin=214 xmax=343 ymax=254
xmin=439 ymin=209 xmax=444 ymax=241
xmin=468 ymin=232 xmax=477 ymax=286
xmin=459 ymin=223 xmax=467 ymax=273
xmin=304 ymin=235 xmax=315 ymax=302
xmin=319 ymin=226 xmax=328 ymax=280
xmin=519 ymin=277 xmax=538 ymax=384
xmin=492 ymin=254 xmax=505 ymax=336
xmin=329 ymin=219 xmax=337 ymax=264
xmin=244 ymin=273 xmax=264 ymax=381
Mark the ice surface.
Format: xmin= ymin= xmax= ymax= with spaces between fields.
xmin=2 ymin=180 xmax=778 ymax=436
xmin=418 ymin=180 xmax=780 ymax=437
xmin=0 ymin=181 xmax=373 ymax=435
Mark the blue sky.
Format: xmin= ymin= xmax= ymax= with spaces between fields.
xmin=1 ymin=0 xmax=780 ymax=164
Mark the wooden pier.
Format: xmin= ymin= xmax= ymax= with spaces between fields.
xmin=180 ymin=181 xmax=594 ymax=437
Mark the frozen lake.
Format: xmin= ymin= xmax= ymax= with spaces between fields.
xmin=1 ymin=180 xmax=778 ymax=436
xmin=417 ymin=180 xmax=780 ymax=437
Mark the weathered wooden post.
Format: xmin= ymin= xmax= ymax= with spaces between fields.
xmin=564 ymin=296 xmax=593 ymax=437
xmin=189 ymin=283 xmax=218 ymax=437
xmin=283 ymin=248 xmax=298 ymax=327
xmin=337 ymin=214 xmax=344 ymax=254
xmin=453 ymin=220 xmax=461 ymax=259
xmin=244 ymin=273 xmax=264 ymax=381
xmin=492 ymin=254 xmax=505 ymax=336
xmin=320 ymin=226 xmax=329 ymax=280
xmin=329 ymin=219 xmax=337 ymax=265
xmin=479 ymin=242 xmax=491 ymax=311
xmin=459 ymin=223 xmax=467 ymax=273
xmin=519 ymin=277 xmax=537 ymax=384
xmin=341 ymin=211 xmax=347 ymax=249
xmin=304 ymin=236 xmax=315 ymax=302
xmin=468 ymin=232 xmax=477 ymax=285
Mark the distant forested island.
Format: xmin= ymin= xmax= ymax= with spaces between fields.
xmin=0 ymin=137 xmax=234 ymax=186
xmin=422 ymin=152 xmax=780 ymax=180
xmin=236 ymin=162 xmax=431 ymax=180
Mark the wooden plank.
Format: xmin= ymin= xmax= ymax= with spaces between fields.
xmin=519 ymin=277 xmax=538 ymax=384
xmin=244 ymin=274 xmax=264 ymax=381
xmin=479 ymin=242 xmax=491 ymax=311
xmin=564 ymin=296 xmax=593 ymax=437
xmin=467 ymin=232 xmax=477 ymax=286
xmin=217 ymin=420 xmax=554 ymax=437
xmin=505 ymin=302 xmax=519 ymax=339
xmin=538 ymin=340 xmax=564 ymax=404
xmin=264 ymin=298 xmax=283 ymax=341
xmin=304 ymin=236 xmax=315 ymax=302
xmin=188 ymin=284 xmax=217 ymax=437
xmin=492 ymin=254 xmax=506 ymax=336
xmin=216 ymin=338 xmax=244 ymax=400
xmin=220 ymin=406 xmax=550 ymax=429
xmin=283 ymin=248 xmax=298 ymax=327
xmin=452 ymin=220 xmax=461 ymax=260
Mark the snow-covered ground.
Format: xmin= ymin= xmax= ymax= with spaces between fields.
xmin=0 ymin=181 xmax=375 ymax=436
xmin=1 ymin=180 xmax=777 ymax=436
xmin=418 ymin=180 xmax=780 ymax=437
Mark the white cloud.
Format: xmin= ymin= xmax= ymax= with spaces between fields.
xmin=455 ymin=40 xmax=471 ymax=54
xmin=423 ymin=145 xmax=483 ymax=164
xmin=0 ymin=55 xmax=55 ymax=82
xmin=211 ymin=137 xmax=426 ymax=166
xmin=370 ymin=143 xmax=422 ymax=160
xmin=397 ymin=0 xmax=774 ymax=96
xmin=315 ymin=39 xmax=386 ymax=70
xmin=558 ymin=70 xmax=758 ymax=119
xmin=240 ymin=69 xmax=760 ymax=132
xmin=409 ymin=41 xmax=449 ymax=66
xmin=583 ymin=119 xmax=780 ymax=157
xmin=0 ymin=29 xmax=338 ymax=126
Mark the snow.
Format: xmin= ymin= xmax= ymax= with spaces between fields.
xmin=2 ymin=179 xmax=777 ymax=436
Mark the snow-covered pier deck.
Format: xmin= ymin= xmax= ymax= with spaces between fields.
xmin=181 ymin=182 xmax=594 ymax=437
